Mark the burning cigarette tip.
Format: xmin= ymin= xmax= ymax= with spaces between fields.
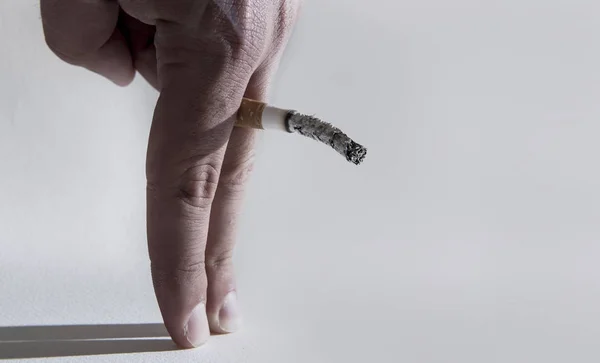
xmin=346 ymin=141 xmax=367 ymax=165
xmin=286 ymin=111 xmax=367 ymax=165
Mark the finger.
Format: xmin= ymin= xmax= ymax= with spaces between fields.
xmin=205 ymin=127 xmax=257 ymax=334
xmin=146 ymin=17 xmax=259 ymax=348
xmin=118 ymin=12 xmax=158 ymax=89
xmin=205 ymin=57 xmax=287 ymax=333
xmin=133 ymin=42 xmax=158 ymax=89
xmin=41 ymin=0 xmax=134 ymax=86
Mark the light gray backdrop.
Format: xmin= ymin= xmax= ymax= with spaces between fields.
xmin=1 ymin=0 xmax=600 ymax=362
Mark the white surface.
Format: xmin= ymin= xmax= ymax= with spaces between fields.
xmin=2 ymin=0 xmax=600 ymax=362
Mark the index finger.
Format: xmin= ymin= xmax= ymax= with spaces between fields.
xmin=145 ymin=12 xmax=266 ymax=348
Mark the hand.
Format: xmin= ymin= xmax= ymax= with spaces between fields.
xmin=41 ymin=0 xmax=300 ymax=348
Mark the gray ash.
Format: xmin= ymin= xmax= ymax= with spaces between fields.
xmin=285 ymin=111 xmax=367 ymax=165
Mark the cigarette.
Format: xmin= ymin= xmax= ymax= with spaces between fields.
xmin=234 ymin=98 xmax=367 ymax=165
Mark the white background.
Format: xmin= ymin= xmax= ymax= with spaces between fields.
xmin=2 ymin=0 xmax=600 ymax=362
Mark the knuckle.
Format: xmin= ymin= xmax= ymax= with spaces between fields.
xmin=220 ymin=153 xmax=255 ymax=193
xmin=177 ymin=163 xmax=221 ymax=209
xmin=206 ymin=251 xmax=234 ymax=270
xmin=277 ymin=1 xmax=300 ymax=36
xmin=264 ymin=1 xmax=299 ymax=57
xmin=154 ymin=1 xmax=300 ymax=92
xmin=147 ymin=162 xmax=221 ymax=210
xmin=202 ymin=1 xmax=272 ymax=67
xmin=219 ymin=1 xmax=268 ymax=45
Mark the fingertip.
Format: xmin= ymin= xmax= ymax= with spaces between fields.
xmin=160 ymin=301 xmax=211 ymax=349
xmin=90 ymin=29 xmax=136 ymax=87
xmin=93 ymin=66 xmax=134 ymax=87
xmin=205 ymin=259 xmax=243 ymax=334
xmin=150 ymin=262 xmax=211 ymax=349
xmin=107 ymin=71 xmax=135 ymax=87
xmin=184 ymin=303 xmax=211 ymax=348
xmin=217 ymin=291 xmax=243 ymax=333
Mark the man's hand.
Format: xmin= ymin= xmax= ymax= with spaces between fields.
xmin=41 ymin=0 xmax=299 ymax=348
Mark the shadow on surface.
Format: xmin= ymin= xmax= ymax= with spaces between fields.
xmin=0 ymin=323 xmax=177 ymax=359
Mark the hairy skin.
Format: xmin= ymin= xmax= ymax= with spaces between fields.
xmin=41 ymin=0 xmax=300 ymax=348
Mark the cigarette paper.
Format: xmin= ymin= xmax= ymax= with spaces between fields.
xmin=234 ymin=98 xmax=367 ymax=165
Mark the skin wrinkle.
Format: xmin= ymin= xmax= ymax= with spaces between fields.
xmin=212 ymin=0 xmax=261 ymax=41
xmin=177 ymin=164 xmax=221 ymax=209
xmin=219 ymin=160 xmax=255 ymax=193
xmin=41 ymin=0 xmax=300 ymax=348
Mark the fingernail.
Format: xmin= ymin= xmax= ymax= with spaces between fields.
xmin=184 ymin=303 xmax=210 ymax=347
xmin=218 ymin=291 xmax=242 ymax=333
